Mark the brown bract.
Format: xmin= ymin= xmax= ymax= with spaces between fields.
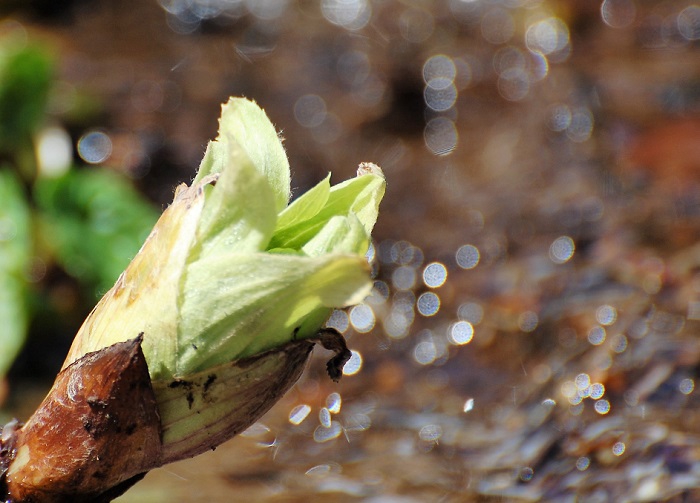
xmin=1 ymin=335 xmax=161 ymax=503
xmin=154 ymin=339 xmax=315 ymax=465
xmin=0 ymin=330 xmax=351 ymax=502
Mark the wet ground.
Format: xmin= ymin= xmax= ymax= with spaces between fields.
xmin=4 ymin=0 xmax=700 ymax=501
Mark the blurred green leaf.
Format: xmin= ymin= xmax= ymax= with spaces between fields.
xmin=0 ymin=169 xmax=32 ymax=377
xmin=0 ymin=45 xmax=52 ymax=151
xmin=34 ymin=169 xmax=159 ymax=297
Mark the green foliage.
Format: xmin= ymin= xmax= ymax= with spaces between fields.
xmin=0 ymin=45 xmax=52 ymax=151
xmin=0 ymin=170 xmax=32 ymax=377
xmin=0 ymin=38 xmax=158 ymax=381
xmin=34 ymin=170 xmax=158 ymax=296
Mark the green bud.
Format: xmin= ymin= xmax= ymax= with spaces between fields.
xmin=59 ymin=97 xmax=385 ymax=461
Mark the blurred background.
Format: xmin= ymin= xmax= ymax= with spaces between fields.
xmin=1 ymin=0 xmax=700 ymax=501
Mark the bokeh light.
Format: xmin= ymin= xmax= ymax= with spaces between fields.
xmin=601 ymin=0 xmax=636 ymax=29
xmin=525 ymin=17 xmax=570 ymax=58
xmin=612 ymin=442 xmax=626 ymax=456
xmin=289 ymin=404 xmax=311 ymax=425
xmin=349 ymin=304 xmax=375 ymax=332
xmin=321 ymin=0 xmax=371 ymax=30
xmin=77 ymin=131 xmax=112 ymax=164
xmin=678 ymin=6 xmax=700 ymax=40
xmin=549 ymin=236 xmax=575 ymax=264
xmin=423 ymin=262 xmax=447 ymax=288
xmin=342 ymin=350 xmax=363 ymax=376
xmin=449 ymin=321 xmax=474 ymax=345
xmin=424 ymin=117 xmax=458 ymax=155
xmin=456 ymin=244 xmax=480 ymax=269
xmin=417 ymin=292 xmax=440 ymax=316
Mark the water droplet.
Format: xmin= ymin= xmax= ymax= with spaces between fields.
xmin=418 ymin=424 xmax=442 ymax=442
xmin=518 ymin=311 xmax=538 ymax=332
xmin=458 ymin=302 xmax=484 ymax=324
xmin=576 ymin=456 xmax=590 ymax=471
xmin=414 ymin=340 xmax=437 ymax=365
xmin=423 ymin=55 xmax=456 ymax=84
xmin=417 ymin=292 xmax=440 ymax=316
xmin=525 ymin=17 xmax=570 ymax=56
xmin=289 ymin=404 xmax=312 ymax=425
xmin=590 ymin=383 xmax=605 ymax=399
xmin=594 ymin=399 xmax=611 ymax=415
xmin=456 ymin=244 xmax=480 ymax=269
xmin=424 ymin=117 xmax=458 ymax=155
xmin=519 ymin=466 xmax=534 ymax=482
xmin=548 ymin=104 xmax=572 ymax=132
xmin=313 ymin=421 xmax=343 ymax=442
xmin=566 ymin=108 xmax=594 ymax=143
xmin=449 ymin=321 xmax=474 ymax=345
xmin=600 ymin=0 xmax=636 ymax=29
xmin=349 ymin=304 xmax=375 ymax=332
xmin=424 ymin=81 xmax=458 ymax=111
xmin=612 ymin=441 xmax=625 ymax=456
xmin=679 ymin=378 xmax=695 ymax=395
xmin=678 ymin=6 xmax=700 ymax=41
xmin=294 ymin=94 xmax=327 ymax=128
xmin=343 ymin=350 xmax=363 ymax=376
xmin=305 ymin=464 xmax=332 ymax=476
xmin=596 ymin=305 xmax=617 ymax=325
xmin=549 ymin=236 xmax=575 ymax=264
xmin=326 ymin=392 xmax=342 ymax=413
xmin=385 ymin=310 xmax=413 ymax=339
xmin=319 ymin=407 xmax=332 ymax=428
xmin=366 ymin=280 xmax=390 ymax=305
xmin=610 ymin=333 xmax=628 ymax=353
xmin=561 ymin=380 xmax=577 ymax=398
xmin=575 ymin=373 xmax=591 ymax=390
xmin=423 ymin=262 xmax=447 ymax=288
xmin=588 ymin=326 xmax=606 ymax=345
xmin=392 ymin=266 xmax=417 ymax=290
xmin=77 ymin=131 xmax=112 ymax=164
xmin=326 ymin=309 xmax=350 ymax=332
xmin=321 ymin=0 xmax=371 ymax=30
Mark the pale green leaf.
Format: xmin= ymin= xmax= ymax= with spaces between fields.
xmin=64 ymin=183 xmax=206 ymax=375
xmin=275 ymin=173 xmax=331 ymax=231
xmin=301 ymin=214 xmax=368 ymax=257
xmin=188 ymin=137 xmax=277 ymax=261
xmin=176 ymin=252 xmax=371 ymax=375
xmin=194 ymin=98 xmax=290 ymax=212
xmin=268 ymin=170 xmax=384 ymax=252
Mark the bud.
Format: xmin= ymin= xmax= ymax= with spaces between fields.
xmin=1 ymin=98 xmax=384 ymax=501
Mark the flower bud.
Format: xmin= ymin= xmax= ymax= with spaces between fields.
xmin=1 ymin=97 xmax=384 ymax=501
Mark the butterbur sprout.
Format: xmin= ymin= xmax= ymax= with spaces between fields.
xmin=0 ymin=97 xmax=385 ymax=502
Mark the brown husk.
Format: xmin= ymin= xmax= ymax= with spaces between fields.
xmin=1 ymin=335 xmax=161 ymax=503
xmin=0 ymin=331 xmax=349 ymax=502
